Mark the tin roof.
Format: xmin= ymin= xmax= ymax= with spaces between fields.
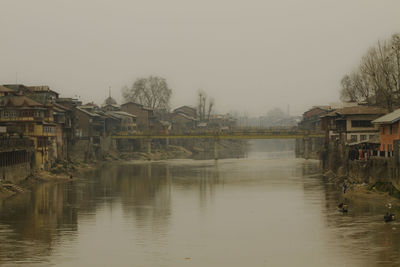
xmin=324 ymin=106 xmax=387 ymax=117
xmin=0 ymin=96 xmax=43 ymax=107
xmin=372 ymin=108 xmax=400 ymax=124
xmin=0 ymin=85 xmax=16 ymax=93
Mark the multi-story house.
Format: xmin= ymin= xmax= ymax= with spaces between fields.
xmin=73 ymin=106 xmax=105 ymax=143
xmin=0 ymin=95 xmax=57 ymax=169
xmin=120 ymin=102 xmax=155 ymax=133
xmin=321 ymin=105 xmax=387 ymax=145
xmin=299 ymin=106 xmax=332 ymax=133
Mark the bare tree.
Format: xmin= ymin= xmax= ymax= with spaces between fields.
xmin=340 ymin=33 xmax=400 ymax=111
xmin=207 ymin=98 xmax=214 ymax=121
xmin=197 ymin=90 xmax=214 ymax=122
xmin=122 ymin=76 xmax=172 ymax=111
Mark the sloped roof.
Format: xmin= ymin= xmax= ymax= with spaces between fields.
xmin=27 ymin=85 xmax=59 ymax=94
xmin=347 ymin=134 xmax=380 ymax=146
xmin=173 ymin=105 xmax=196 ymax=112
xmin=53 ymin=102 xmax=71 ymax=111
xmin=76 ymin=107 xmax=100 ymax=117
xmin=108 ymin=111 xmax=137 ymax=118
xmin=121 ymin=101 xmax=153 ymax=111
xmin=3 ymin=84 xmax=29 ymax=91
xmin=315 ymin=105 xmax=331 ymax=111
xmin=325 ymin=106 xmax=387 ymax=117
xmin=0 ymin=96 xmax=43 ymax=107
xmin=121 ymin=101 xmax=143 ymax=107
xmin=173 ymin=112 xmax=199 ymax=121
xmin=372 ymin=108 xmax=400 ymax=124
xmin=0 ymin=85 xmax=15 ymax=93
xmin=102 ymin=103 xmax=120 ymax=108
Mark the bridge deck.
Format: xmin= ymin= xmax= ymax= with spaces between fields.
xmin=111 ymin=132 xmax=324 ymax=139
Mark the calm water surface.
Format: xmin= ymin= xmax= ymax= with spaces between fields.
xmin=1 ymin=140 xmax=400 ymax=266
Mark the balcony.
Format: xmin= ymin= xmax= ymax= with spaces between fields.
xmin=0 ymin=138 xmax=34 ymax=152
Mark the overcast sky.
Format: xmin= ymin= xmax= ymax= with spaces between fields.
xmin=1 ymin=0 xmax=399 ymax=116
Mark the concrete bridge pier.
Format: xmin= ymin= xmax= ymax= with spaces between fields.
xmin=146 ymin=139 xmax=152 ymax=154
xmin=303 ymin=137 xmax=310 ymax=160
xmin=214 ymin=138 xmax=219 ymax=160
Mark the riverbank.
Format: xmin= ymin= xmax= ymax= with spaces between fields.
xmin=0 ymin=140 xmax=246 ymax=200
xmin=0 ymin=160 xmax=99 ymax=200
xmin=324 ymin=170 xmax=400 ymax=210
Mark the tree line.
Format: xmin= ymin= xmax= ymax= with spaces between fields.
xmin=340 ymin=33 xmax=400 ymax=111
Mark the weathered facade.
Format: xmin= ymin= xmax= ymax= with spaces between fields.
xmin=372 ymin=108 xmax=400 ymax=155
xmin=0 ymin=137 xmax=34 ymax=183
xmin=321 ymin=106 xmax=387 ymax=145
xmin=299 ymin=106 xmax=332 ymax=133
xmin=0 ymin=95 xmax=57 ymax=169
xmin=170 ymin=112 xmax=197 ymax=133
xmin=120 ymin=102 xmax=154 ymax=132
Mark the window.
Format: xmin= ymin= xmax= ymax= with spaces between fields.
xmin=351 ymin=120 xmax=373 ymax=128
xmin=21 ymin=111 xmax=33 ymax=117
xmin=28 ymin=124 xmax=34 ymax=133
xmin=3 ymin=110 xmax=17 ymax=118
xmin=389 ymin=125 xmax=392 ymax=135
xmin=43 ymin=126 xmax=54 ymax=133
xmin=34 ymin=111 xmax=43 ymax=118
xmin=381 ymin=126 xmax=385 ymax=134
xmin=350 ymin=135 xmax=357 ymax=142
xmin=360 ymin=135 xmax=367 ymax=141
xmin=369 ymin=134 xmax=375 ymax=140
xmin=388 ymin=144 xmax=393 ymax=152
xmin=393 ymin=124 xmax=398 ymax=134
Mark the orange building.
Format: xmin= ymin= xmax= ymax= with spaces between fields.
xmin=372 ymin=109 xmax=400 ymax=154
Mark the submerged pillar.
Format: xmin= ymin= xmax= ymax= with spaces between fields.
xmin=214 ymin=138 xmax=219 ymax=160
xmin=304 ymin=137 xmax=309 ymax=160
xmin=146 ymin=139 xmax=152 ymax=154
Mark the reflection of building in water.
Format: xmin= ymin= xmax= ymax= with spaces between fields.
xmin=91 ymin=163 xmax=172 ymax=235
xmin=0 ymin=182 xmax=78 ymax=263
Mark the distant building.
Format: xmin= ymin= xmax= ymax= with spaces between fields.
xmin=0 ymin=85 xmax=17 ymax=97
xmin=170 ymin=112 xmax=198 ymax=133
xmin=299 ymin=106 xmax=332 ymax=133
xmin=105 ymin=110 xmax=137 ymax=134
xmin=173 ymin=106 xmax=197 ymax=119
xmin=73 ymin=107 xmax=105 ymax=143
xmin=120 ymin=102 xmax=155 ymax=132
xmin=102 ymin=90 xmax=120 ymax=111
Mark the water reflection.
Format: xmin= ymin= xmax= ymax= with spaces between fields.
xmin=0 ymin=140 xmax=400 ymax=266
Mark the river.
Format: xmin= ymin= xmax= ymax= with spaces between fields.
xmin=1 ymin=140 xmax=400 ymax=266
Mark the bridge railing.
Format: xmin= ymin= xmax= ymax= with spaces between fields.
xmin=110 ymin=129 xmax=323 ymax=139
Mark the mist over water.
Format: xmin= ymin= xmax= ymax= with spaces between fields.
xmin=246 ymin=139 xmax=295 ymax=159
xmin=0 ymin=140 xmax=400 ymax=266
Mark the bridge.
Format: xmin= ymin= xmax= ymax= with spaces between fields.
xmin=110 ymin=129 xmax=323 ymax=160
xmin=111 ymin=130 xmax=324 ymax=140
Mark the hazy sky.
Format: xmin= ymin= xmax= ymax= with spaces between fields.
xmin=1 ymin=0 xmax=400 ymax=115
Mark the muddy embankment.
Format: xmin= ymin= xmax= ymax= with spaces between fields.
xmin=295 ymin=136 xmax=400 ymax=203
xmin=0 ymin=160 xmax=99 ymax=199
xmin=322 ymin=141 xmax=400 ymax=202
xmin=0 ymin=138 xmax=248 ymax=200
